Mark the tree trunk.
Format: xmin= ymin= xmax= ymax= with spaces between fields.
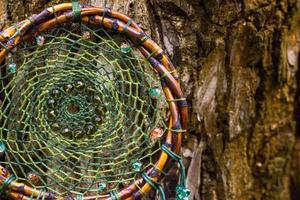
xmin=0 ymin=0 xmax=299 ymax=200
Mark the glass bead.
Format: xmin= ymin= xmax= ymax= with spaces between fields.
xmin=28 ymin=172 xmax=39 ymax=184
xmin=121 ymin=47 xmax=132 ymax=54
xmin=149 ymin=87 xmax=161 ymax=99
xmin=98 ymin=182 xmax=107 ymax=193
xmin=0 ymin=142 xmax=6 ymax=157
xmin=176 ymin=185 xmax=191 ymax=200
xmin=132 ymin=161 xmax=142 ymax=172
xmin=8 ymin=63 xmax=17 ymax=74
xmin=36 ymin=36 xmax=45 ymax=46
xmin=76 ymin=81 xmax=84 ymax=89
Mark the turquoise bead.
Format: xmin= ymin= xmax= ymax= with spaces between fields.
xmin=149 ymin=87 xmax=161 ymax=99
xmin=8 ymin=63 xmax=17 ymax=74
xmin=98 ymin=182 xmax=107 ymax=192
xmin=176 ymin=185 xmax=191 ymax=200
xmin=121 ymin=47 xmax=132 ymax=54
xmin=132 ymin=161 xmax=142 ymax=172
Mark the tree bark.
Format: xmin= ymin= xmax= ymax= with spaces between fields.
xmin=0 ymin=0 xmax=299 ymax=200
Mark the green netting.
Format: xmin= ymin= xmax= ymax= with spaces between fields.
xmin=0 ymin=23 xmax=168 ymax=197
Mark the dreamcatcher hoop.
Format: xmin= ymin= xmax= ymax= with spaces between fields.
xmin=0 ymin=1 xmax=189 ymax=200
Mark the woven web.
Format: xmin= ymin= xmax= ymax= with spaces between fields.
xmin=0 ymin=23 xmax=168 ymax=197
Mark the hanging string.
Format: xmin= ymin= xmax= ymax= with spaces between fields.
xmin=72 ymin=0 xmax=81 ymax=22
xmin=109 ymin=190 xmax=119 ymax=200
xmin=141 ymin=173 xmax=166 ymax=200
xmin=103 ymin=0 xmax=107 ymax=8
xmin=100 ymin=0 xmax=108 ymax=27
xmin=161 ymin=145 xmax=190 ymax=200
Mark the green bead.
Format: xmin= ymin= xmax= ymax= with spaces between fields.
xmin=98 ymin=182 xmax=107 ymax=193
xmin=149 ymin=87 xmax=161 ymax=99
xmin=8 ymin=63 xmax=17 ymax=74
xmin=121 ymin=47 xmax=132 ymax=54
xmin=132 ymin=161 xmax=142 ymax=172
xmin=176 ymin=185 xmax=191 ymax=200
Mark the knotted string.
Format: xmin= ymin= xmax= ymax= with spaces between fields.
xmin=161 ymin=145 xmax=191 ymax=200
xmin=72 ymin=0 xmax=81 ymax=22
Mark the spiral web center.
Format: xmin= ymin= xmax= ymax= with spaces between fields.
xmin=67 ymin=102 xmax=80 ymax=114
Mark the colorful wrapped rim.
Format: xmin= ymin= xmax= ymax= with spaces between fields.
xmin=0 ymin=3 xmax=188 ymax=200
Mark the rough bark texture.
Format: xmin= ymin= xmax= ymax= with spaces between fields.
xmin=0 ymin=0 xmax=299 ymax=200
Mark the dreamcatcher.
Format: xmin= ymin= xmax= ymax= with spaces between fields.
xmin=0 ymin=1 xmax=189 ymax=199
